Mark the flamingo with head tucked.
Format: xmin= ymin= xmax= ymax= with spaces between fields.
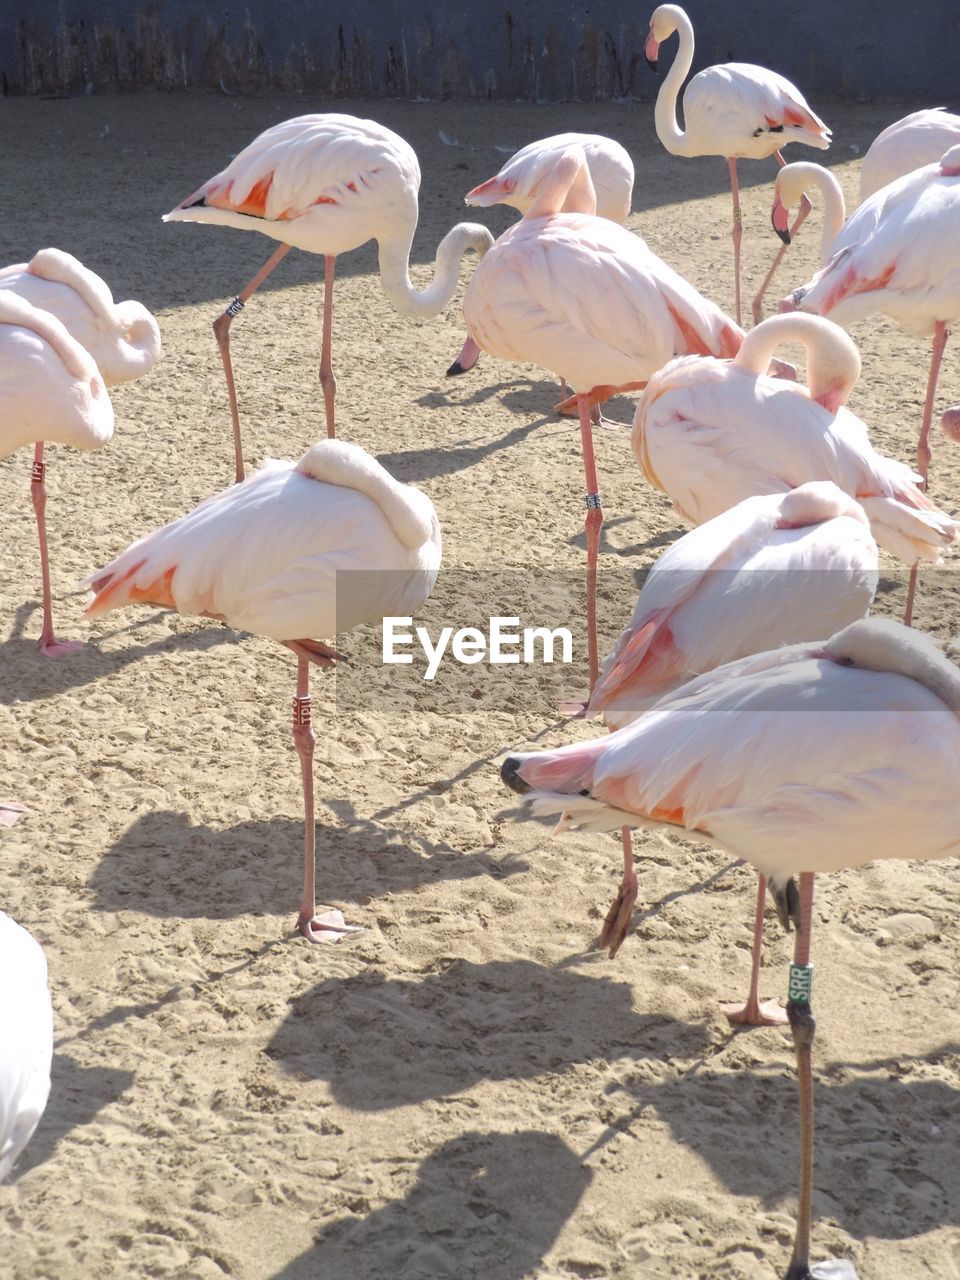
xmin=0 ymin=293 xmax=114 ymax=656
xmin=461 ymin=144 xmax=745 ymax=689
xmin=582 ymin=482 xmax=878 ymax=1022
xmin=164 ymin=113 xmax=493 ymax=480
xmin=502 ymin=615 xmax=959 ymax=1280
xmin=447 ymin=133 xmax=634 ymax=380
xmin=633 ymin=313 xmax=958 ymax=593
xmin=84 ymin=439 xmax=441 ymax=944
xmin=645 ymin=3 xmax=830 ymax=326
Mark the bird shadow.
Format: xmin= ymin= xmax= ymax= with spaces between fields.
xmin=0 ymin=604 xmax=242 ymax=706
xmin=87 ymin=806 xmax=526 ymax=922
xmin=269 ymin=1129 xmax=591 ymax=1280
xmin=612 ymin=1055 xmax=960 ymax=1242
xmin=266 ymin=957 xmax=712 ymax=1110
xmin=9 ymin=1051 xmax=135 ymax=1181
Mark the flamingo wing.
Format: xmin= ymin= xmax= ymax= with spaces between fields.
xmin=684 ymin=63 xmax=830 ymax=158
xmin=0 ymin=914 xmax=53 ymax=1182
xmin=860 ymin=108 xmax=960 ymax=201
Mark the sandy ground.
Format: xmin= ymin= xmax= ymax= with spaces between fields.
xmin=1 ymin=93 xmax=959 ymax=1280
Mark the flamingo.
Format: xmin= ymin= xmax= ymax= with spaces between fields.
xmin=632 ymin=313 xmax=959 ymax=589
xmin=0 ymin=293 xmax=114 ymax=656
xmin=785 ymin=146 xmax=960 ymax=620
xmin=84 ymin=439 xmax=441 ymax=943
xmin=461 ymin=144 xmax=745 ymax=689
xmin=859 ymin=107 xmax=960 ymax=202
xmin=0 ymin=913 xmax=53 ymax=1182
xmin=584 ymin=483 xmax=878 ymax=1021
xmin=502 ymin=615 xmax=960 ymax=1280
xmin=447 ymin=132 xmax=634 ymax=379
xmin=0 ymin=248 xmax=161 ymax=385
xmin=753 ymin=161 xmax=847 ymax=323
xmin=163 ymin=113 xmax=494 ymax=480
xmin=645 ymin=3 xmax=830 ymax=326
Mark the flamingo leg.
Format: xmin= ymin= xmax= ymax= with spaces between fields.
xmin=784 ymin=873 xmax=821 ymax=1280
xmin=597 ymin=828 xmax=638 ymax=958
xmin=445 ymin=334 xmax=481 ymax=377
xmin=752 ymin=194 xmax=812 ymax=326
xmin=577 ymin=393 xmax=603 ymax=691
xmin=290 ymin=654 xmax=361 ymax=943
xmin=904 ymin=321 xmax=950 ymax=628
xmin=212 ymin=242 xmax=292 ymax=484
xmin=30 ymin=444 xmax=84 ymax=658
xmin=319 ymin=255 xmax=338 ymax=439
xmin=727 ymin=157 xmax=743 ymax=327
xmin=720 ymin=874 xmax=788 ymax=1026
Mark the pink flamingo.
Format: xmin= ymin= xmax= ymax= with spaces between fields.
xmin=859 ymin=107 xmax=960 ymax=202
xmin=447 ymin=132 xmax=634 ymax=379
xmin=163 ymin=113 xmax=493 ymax=480
xmin=0 ymin=248 xmax=161 ymax=384
xmin=786 ymin=146 xmax=960 ymax=621
xmin=502 ymin=615 xmax=960 ymax=1280
xmin=0 ymin=913 xmax=53 ymax=1181
xmin=0 ymin=293 xmax=114 ymax=656
xmin=84 ymin=440 xmax=441 ymax=943
xmin=645 ymin=3 xmax=830 ymax=326
xmin=461 ymin=145 xmax=744 ymax=689
xmin=633 ymin=312 xmax=958 ymax=575
xmin=583 ymin=483 xmax=878 ymax=1022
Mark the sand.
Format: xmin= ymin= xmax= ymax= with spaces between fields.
xmin=1 ymin=93 xmax=959 ymax=1280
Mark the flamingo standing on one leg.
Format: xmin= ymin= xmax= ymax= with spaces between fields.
xmin=0 ymin=293 xmax=114 ymax=655
xmin=461 ymin=145 xmax=745 ymax=690
xmin=584 ymin=483 xmax=878 ymax=1024
xmin=502 ymin=615 xmax=960 ymax=1280
xmin=0 ymin=913 xmax=53 ymax=1181
xmin=645 ymin=3 xmax=830 ymax=326
xmin=447 ymin=132 xmax=634 ymax=380
xmin=633 ymin=312 xmax=958 ymax=573
xmin=785 ymin=146 xmax=960 ymax=622
xmin=163 ymin=113 xmax=493 ymax=480
xmin=84 ymin=439 xmax=441 ymax=943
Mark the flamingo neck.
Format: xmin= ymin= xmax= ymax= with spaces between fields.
xmin=654 ymin=10 xmax=698 ymax=157
xmin=733 ymin=313 xmax=860 ymax=409
xmin=377 ymin=222 xmax=494 ymax=320
xmin=809 ymin=167 xmax=846 ymax=262
xmin=827 ymin=620 xmax=960 ymax=719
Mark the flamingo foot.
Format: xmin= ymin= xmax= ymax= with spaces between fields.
xmin=297 ymin=907 xmax=363 ymax=944
xmin=595 ymin=873 xmax=639 ymax=959
xmin=555 ymin=394 xmax=581 ymax=418
xmin=0 ymin=802 xmax=28 ymax=828
xmin=720 ymin=995 xmax=789 ymax=1027
xmin=39 ymin=635 xmax=87 ymax=658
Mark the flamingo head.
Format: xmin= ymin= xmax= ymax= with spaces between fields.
xmin=646 ymin=4 xmax=683 ymax=67
xmin=465 ymin=175 xmax=517 ymax=208
xmin=771 ymin=195 xmax=791 ymax=245
xmin=940 ymin=145 xmax=960 ymax=177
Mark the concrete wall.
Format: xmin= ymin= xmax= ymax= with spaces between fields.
xmin=3 ymin=0 xmax=957 ymax=101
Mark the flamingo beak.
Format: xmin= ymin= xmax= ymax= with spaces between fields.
xmin=501 ymin=757 xmax=530 ymax=794
xmin=771 ymin=196 xmax=791 ymax=245
xmin=645 ymin=32 xmax=660 ymax=71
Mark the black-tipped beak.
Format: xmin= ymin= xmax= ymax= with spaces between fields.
xmin=445 ymin=359 xmax=467 ymax=378
xmin=773 ymin=219 xmax=791 ymax=246
xmin=501 ymin=757 xmax=530 ymax=794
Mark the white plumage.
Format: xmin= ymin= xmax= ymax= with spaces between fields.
xmin=860 ymin=108 xmax=960 ymax=202
xmin=0 ymin=248 xmax=161 ymax=385
xmin=632 ymin=313 xmax=958 ymax=565
xmin=588 ymin=484 xmax=878 ymax=729
xmin=0 ymin=914 xmax=53 ymax=1182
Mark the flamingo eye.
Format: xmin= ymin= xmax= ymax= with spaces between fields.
xmin=836 ymin=655 xmax=855 ymax=667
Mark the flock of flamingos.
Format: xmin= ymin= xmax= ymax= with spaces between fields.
xmin=3 ymin=6 xmax=960 ymax=1276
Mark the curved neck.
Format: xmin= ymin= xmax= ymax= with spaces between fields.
xmin=786 ymin=164 xmax=846 ymax=262
xmin=734 ymin=313 xmax=860 ymax=406
xmin=655 ymin=11 xmax=697 ymax=156
xmin=378 ymin=222 xmax=493 ymax=320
